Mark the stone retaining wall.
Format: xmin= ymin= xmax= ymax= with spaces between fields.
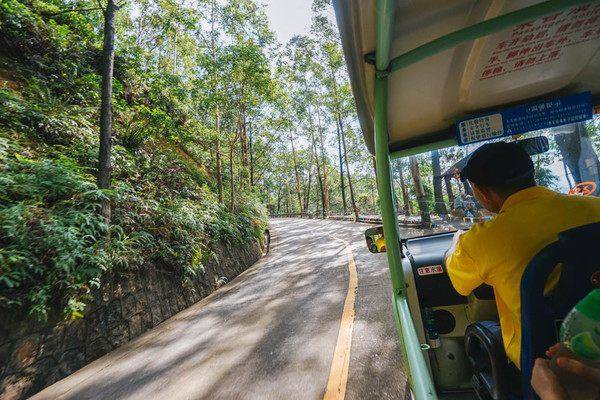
xmin=0 ymin=240 xmax=262 ymax=400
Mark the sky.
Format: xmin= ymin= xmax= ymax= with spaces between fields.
xmin=263 ymin=0 xmax=314 ymax=44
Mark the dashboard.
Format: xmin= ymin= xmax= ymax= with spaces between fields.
xmin=400 ymin=231 xmax=498 ymax=390
xmin=403 ymin=232 xmax=494 ymax=308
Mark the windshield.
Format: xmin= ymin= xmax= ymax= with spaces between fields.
xmin=392 ymin=116 xmax=600 ymax=238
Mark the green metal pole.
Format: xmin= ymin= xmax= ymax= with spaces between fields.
xmin=389 ymin=0 xmax=591 ymax=72
xmin=374 ymin=0 xmax=405 ymax=296
xmin=374 ymin=76 xmax=405 ymax=296
xmin=393 ymin=294 xmax=438 ymax=400
xmin=375 ymin=61 xmax=439 ymax=400
xmin=390 ymin=138 xmax=457 ymax=160
xmin=375 ymin=1 xmax=439 ymax=399
xmin=375 ymin=0 xmax=395 ymax=72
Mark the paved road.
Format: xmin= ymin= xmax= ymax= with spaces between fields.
xmin=32 ymin=219 xmax=407 ymax=400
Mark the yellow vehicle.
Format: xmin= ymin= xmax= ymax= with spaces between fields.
xmin=333 ymin=1 xmax=600 ymax=399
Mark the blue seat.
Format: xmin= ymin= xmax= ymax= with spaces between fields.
xmin=520 ymin=221 xmax=600 ymax=399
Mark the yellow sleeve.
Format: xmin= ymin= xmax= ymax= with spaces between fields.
xmin=445 ymin=234 xmax=483 ymax=296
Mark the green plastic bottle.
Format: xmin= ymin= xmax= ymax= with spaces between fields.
xmin=560 ymin=289 xmax=600 ymax=361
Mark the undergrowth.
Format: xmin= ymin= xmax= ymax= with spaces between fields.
xmin=0 ymin=0 xmax=267 ymax=322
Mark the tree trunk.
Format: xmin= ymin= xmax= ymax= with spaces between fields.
xmin=563 ymin=160 xmax=574 ymax=188
xmin=397 ymin=160 xmax=412 ymax=214
xmin=556 ymin=127 xmax=583 ymax=183
xmin=555 ymin=122 xmax=600 ymax=187
xmin=289 ymin=131 xmax=304 ymax=213
xmin=431 ymin=150 xmax=448 ymax=216
xmin=276 ymin=185 xmax=282 ymax=214
xmin=229 ymin=143 xmax=234 ymax=210
xmin=239 ymin=111 xmax=250 ymax=186
xmin=444 ymin=174 xmax=455 ymax=208
xmin=304 ymin=149 xmax=313 ymax=213
xmin=312 ymin=131 xmax=326 ymax=218
xmin=370 ymin=180 xmax=376 ymax=213
xmin=303 ymin=81 xmax=327 ymax=217
xmin=336 ymin=124 xmax=347 ymax=214
xmin=97 ymin=0 xmax=117 ymax=224
xmin=316 ymin=108 xmax=329 ymax=216
xmin=215 ymin=119 xmax=223 ymax=203
xmin=372 ymin=156 xmax=379 ymax=188
xmin=409 ymin=156 xmax=431 ymax=226
xmin=249 ymin=121 xmax=254 ymax=186
xmin=286 ymin=182 xmax=292 ymax=214
xmin=210 ymin=0 xmax=222 ymax=202
xmin=340 ymin=124 xmax=358 ymax=219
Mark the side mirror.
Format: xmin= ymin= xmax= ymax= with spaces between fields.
xmin=365 ymin=226 xmax=386 ymax=253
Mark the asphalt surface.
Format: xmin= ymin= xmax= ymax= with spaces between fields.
xmin=32 ymin=218 xmax=407 ymax=400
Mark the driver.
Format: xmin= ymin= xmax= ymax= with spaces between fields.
xmin=444 ymin=141 xmax=600 ymax=369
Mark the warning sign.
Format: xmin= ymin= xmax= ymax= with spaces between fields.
xmin=417 ymin=265 xmax=444 ymax=276
xmin=479 ymin=3 xmax=600 ymax=80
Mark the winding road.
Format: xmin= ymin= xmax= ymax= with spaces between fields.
xmin=32 ymin=219 xmax=407 ymax=400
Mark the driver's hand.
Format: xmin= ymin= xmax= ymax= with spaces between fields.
xmin=531 ymin=358 xmax=568 ymax=400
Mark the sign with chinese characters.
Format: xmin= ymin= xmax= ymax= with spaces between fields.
xmin=480 ymin=3 xmax=600 ymax=80
xmin=456 ymin=91 xmax=592 ymax=146
xmin=417 ymin=265 xmax=444 ymax=276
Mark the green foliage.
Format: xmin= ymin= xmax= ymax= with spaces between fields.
xmin=0 ymin=0 xmax=270 ymax=322
xmin=0 ymin=147 xmax=113 ymax=320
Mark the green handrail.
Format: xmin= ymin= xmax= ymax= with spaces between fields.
xmin=389 ymin=0 xmax=592 ymax=72
xmin=374 ymin=76 xmax=405 ymax=296
xmin=374 ymin=0 xmax=405 ymax=297
xmin=374 ymin=0 xmax=438 ymax=399
xmin=390 ymin=139 xmax=457 ymax=160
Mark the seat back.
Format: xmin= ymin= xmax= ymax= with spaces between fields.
xmin=520 ymin=222 xmax=600 ymax=399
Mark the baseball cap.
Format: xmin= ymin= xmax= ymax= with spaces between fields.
xmin=461 ymin=141 xmax=534 ymax=187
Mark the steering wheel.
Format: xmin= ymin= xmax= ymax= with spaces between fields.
xmin=568 ymin=181 xmax=597 ymax=196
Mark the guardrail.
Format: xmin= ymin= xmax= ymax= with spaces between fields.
xmin=270 ymin=213 xmax=481 ymax=227
xmin=270 ymin=213 xmax=377 ymax=223
xmin=269 ymin=213 xmax=426 ymax=226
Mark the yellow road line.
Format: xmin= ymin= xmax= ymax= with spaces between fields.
xmin=323 ymin=236 xmax=358 ymax=400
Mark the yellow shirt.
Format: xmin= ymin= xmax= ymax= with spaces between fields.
xmin=446 ymin=186 xmax=600 ymax=367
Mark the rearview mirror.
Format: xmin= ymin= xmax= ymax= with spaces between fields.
xmin=365 ymin=226 xmax=386 ymax=253
xmin=516 ymin=136 xmax=549 ymax=155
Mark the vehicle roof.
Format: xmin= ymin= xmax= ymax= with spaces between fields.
xmin=333 ymin=0 xmax=600 ymax=155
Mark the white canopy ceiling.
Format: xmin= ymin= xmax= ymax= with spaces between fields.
xmin=333 ymin=0 xmax=600 ymax=154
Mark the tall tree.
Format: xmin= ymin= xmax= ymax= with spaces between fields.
xmin=311 ymin=128 xmax=327 ymax=217
xmin=431 ymin=150 xmax=448 ymax=216
xmin=315 ymin=105 xmax=330 ymax=215
xmin=409 ymin=156 xmax=431 ymax=226
xmin=341 ymin=126 xmax=359 ymax=219
xmin=210 ymin=0 xmax=223 ymax=203
xmin=395 ymin=160 xmax=412 ymax=215
xmin=444 ymin=175 xmax=455 ymax=208
xmin=555 ymin=122 xmax=600 ymax=187
xmin=336 ymin=127 xmax=347 ymax=213
xmin=288 ymin=130 xmax=304 ymax=212
xmin=312 ymin=13 xmax=358 ymax=218
xmin=304 ymin=148 xmax=314 ymax=213
xmin=97 ymin=0 xmax=119 ymax=223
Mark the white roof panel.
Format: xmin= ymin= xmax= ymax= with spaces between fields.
xmin=333 ymin=0 xmax=600 ymax=154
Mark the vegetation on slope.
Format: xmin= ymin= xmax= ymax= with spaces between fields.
xmin=0 ymin=0 xmax=267 ymax=322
